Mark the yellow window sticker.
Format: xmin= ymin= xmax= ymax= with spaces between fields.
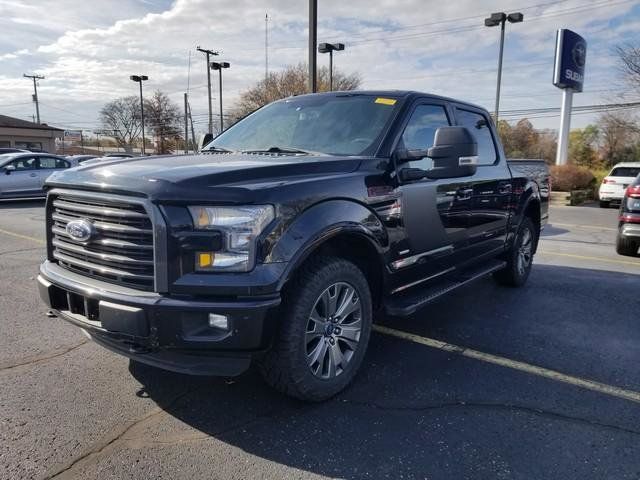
xmin=375 ymin=97 xmax=397 ymax=106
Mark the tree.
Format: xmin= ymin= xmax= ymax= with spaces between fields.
xmin=497 ymin=119 xmax=557 ymax=164
xmin=229 ymin=63 xmax=361 ymax=123
xmin=616 ymin=44 xmax=640 ymax=93
xmin=568 ymin=125 xmax=599 ymax=168
xmin=144 ymin=90 xmax=183 ymax=154
xmin=597 ymin=111 xmax=638 ymax=167
xmin=99 ymin=96 xmax=141 ymax=153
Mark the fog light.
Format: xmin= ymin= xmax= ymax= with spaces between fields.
xmin=208 ymin=313 xmax=229 ymax=330
xmin=197 ymin=252 xmax=215 ymax=269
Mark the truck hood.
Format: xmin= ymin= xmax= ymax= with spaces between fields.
xmin=45 ymin=153 xmax=364 ymax=203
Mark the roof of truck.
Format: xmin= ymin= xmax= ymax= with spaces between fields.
xmin=287 ymin=90 xmax=488 ymax=113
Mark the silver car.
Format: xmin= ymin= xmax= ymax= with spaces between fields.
xmin=0 ymin=153 xmax=77 ymax=199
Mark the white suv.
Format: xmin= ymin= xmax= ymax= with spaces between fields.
xmin=599 ymin=162 xmax=640 ymax=208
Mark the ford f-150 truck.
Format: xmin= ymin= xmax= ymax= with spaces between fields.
xmin=38 ymin=91 xmax=549 ymax=401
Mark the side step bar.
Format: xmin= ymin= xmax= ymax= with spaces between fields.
xmin=384 ymin=259 xmax=507 ymax=317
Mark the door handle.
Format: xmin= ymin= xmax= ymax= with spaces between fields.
xmin=457 ymin=188 xmax=474 ymax=200
xmin=498 ymin=183 xmax=512 ymax=194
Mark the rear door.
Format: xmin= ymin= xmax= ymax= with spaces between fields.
xmin=391 ymin=100 xmax=472 ymax=291
xmin=37 ymin=156 xmax=70 ymax=187
xmin=0 ymin=156 xmax=40 ymax=197
xmin=453 ymin=106 xmax=512 ymax=260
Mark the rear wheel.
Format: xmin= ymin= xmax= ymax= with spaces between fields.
xmin=599 ymin=200 xmax=610 ymax=208
xmin=616 ymin=234 xmax=638 ymax=257
xmin=259 ymin=256 xmax=372 ymax=402
xmin=494 ymin=217 xmax=536 ymax=287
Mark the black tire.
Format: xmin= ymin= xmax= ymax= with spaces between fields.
xmin=616 ymin=234 xmax=638 ymax=257
xmin=599 ymin=200 xmax=610 ymax=208
xmin=259 ymin=256 xmax=372 ymax=402
xmin=493 ymin=217 xmax=536 ymax=287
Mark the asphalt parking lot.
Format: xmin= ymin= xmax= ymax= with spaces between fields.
xmin=1 ymin=201 xmax=639 ymax=480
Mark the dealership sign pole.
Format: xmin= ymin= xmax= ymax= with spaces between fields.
xmin=553 ymin=29 xmax=587 ymax=165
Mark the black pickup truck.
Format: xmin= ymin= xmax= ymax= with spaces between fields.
xmin=38 ymin=91 xmax=549 ymax=401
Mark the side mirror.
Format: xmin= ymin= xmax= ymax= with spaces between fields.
xmin=4 ymin=165 xmax=15 ymax=175
xmin=425 ymin=126 xmax=478 ymax=179
xmin=199 ymin=133 xmax=214 ymax=151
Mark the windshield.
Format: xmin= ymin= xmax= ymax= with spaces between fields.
xmin=206 ymin=94 xmax=400 ymax=156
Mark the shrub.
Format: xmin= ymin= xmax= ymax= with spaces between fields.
xmin=550 ymin=164 xmax=595 ymax=191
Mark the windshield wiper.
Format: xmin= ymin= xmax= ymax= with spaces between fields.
xmin=203 ymin=146 xmax=234 ymax=153
xmin=241 ymin=146 xmax=324 ymax=156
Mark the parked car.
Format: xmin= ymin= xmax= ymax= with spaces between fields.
xmin=66 ymin=154 xmax=100 ymax=164
xmin=616 ymin=173 xmax=640 ymax=256
xmin=0 ymin=153 xmax=76 ymax=199
xmin=598 ymin=162 xmax=640 ymax=208
xmin=38 ymin=91 xmax=549 ymax=401
xmin=0 ymin=147 xmax=30 ymax=154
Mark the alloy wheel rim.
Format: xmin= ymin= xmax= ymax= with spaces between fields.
xmin=305 ymin=281 xmax=362 ymax=380
xmin=517 ymin=227 xmax=533 ymax=276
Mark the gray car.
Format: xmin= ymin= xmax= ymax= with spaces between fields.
xmin=0 ymin=153 xmax=77 ymax=199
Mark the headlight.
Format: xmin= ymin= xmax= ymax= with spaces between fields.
xmin=188 ymin=205 xmax=274 ymax=272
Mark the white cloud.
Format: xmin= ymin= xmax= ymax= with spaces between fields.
xmin=0 ymin=0 xmax=638 ymax=132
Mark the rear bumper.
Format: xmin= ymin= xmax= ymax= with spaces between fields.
xmin=620 ymin=223 xmax=640 ymax=240
xmin=38 ymin=261 xmax=281 ymax=376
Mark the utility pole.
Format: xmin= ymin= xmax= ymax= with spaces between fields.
xmin=23 ymin=74 xmax=44 ymax=124
xmin=184 ymin=93 xmax=189 ymax=154
xmin=265 ymin=13 xmax=269 ymax=82
xmin=308 ymin=0 xmax=317 ymax=93
xmin=197 ymin=46 xmax=219 ymax=135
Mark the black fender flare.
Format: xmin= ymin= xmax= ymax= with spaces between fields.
xmin=266 ymin=200 xmax=389 ymax=290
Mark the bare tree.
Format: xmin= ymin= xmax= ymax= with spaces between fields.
xmin=616 ymin=44 xmax=640 ymax=92
xmin=229 ymin=63 xmax=361 ymax=123
xmin=99 ymin=96 xmax=141 ymax=153
xmin=144 ymin=90 xmax=183 ymax=154
xmin=597 ymin=111 xmax=639 ymax=166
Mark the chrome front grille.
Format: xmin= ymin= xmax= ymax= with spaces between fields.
xmin=49 ymin=193 xmax=155 ymax=291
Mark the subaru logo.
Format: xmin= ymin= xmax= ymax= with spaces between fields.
xmin=572 ymin=41 xmax=586 ymax=68
xmin=65 ymin=219 xmax=95 ymax=243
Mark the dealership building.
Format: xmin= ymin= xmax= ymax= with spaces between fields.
xmin=0 ymin=114 xmax=63 ymax=152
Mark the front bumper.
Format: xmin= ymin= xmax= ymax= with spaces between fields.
xmin=38 ymin=261 xmax=281 ymax=376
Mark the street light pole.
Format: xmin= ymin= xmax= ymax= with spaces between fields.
xmin=197 ymin=46 xmax=220 ymax=135
xmin=130 ymin=75 xmax=148 ymax=155
xmin=318 ymin=43 xmax=345 ymax=91
xmin=210 ymin=62 xmax=230 ymax=132
xmin=484 ymin=12 xmax=523 ymax=123
xmin=308 ymin=0 xmax=317 ymax=93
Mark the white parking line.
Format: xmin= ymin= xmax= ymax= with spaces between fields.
xmin=374 ymin=325 xmax=640 ymax=405
xmin=539 ymin=251 xmax=640 ymax=266
xmin=550 ymin=222 xmax=617 ymax=232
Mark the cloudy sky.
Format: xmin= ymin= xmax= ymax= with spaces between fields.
xmin=0 ymin=0 xmax=639 ymax=137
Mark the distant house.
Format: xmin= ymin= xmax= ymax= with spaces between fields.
xmin=0 ymin=115 xmax=63 ymax=153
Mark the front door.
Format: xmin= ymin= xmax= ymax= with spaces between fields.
xmin=391 ymin=102 xmax=472 ymax=292
xmin=0 ymin=156 xmax=40 ymax=197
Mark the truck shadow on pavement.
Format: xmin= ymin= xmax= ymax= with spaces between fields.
xmin=128 ymin=264 xmax=640 ymax=479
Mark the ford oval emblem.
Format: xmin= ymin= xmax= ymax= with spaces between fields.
xmin=65 ymin=219 xmax=95 ymax=243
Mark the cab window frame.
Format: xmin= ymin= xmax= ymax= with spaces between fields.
xmin=391 ymin=98 xmax=454 ymax=180
xmin=453 ymin=105 xmax=500 ymax=167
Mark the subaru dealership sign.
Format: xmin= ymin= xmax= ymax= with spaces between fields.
xmin=553 ymin=29 xmax=587 ymax=92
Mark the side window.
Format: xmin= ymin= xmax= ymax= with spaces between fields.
xmin=455 ymin=109 xmax=497 ymax=165
xmin=38 ymin=157 xmax=69 ymax=169
xmin=400 ymin=104 xmax=450 ymax=170
xmin=9 ymin=157 xmax=37 ymax=171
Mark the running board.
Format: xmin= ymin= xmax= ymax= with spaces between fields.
xmin=383 ymin=260 xmax=507 ymax=317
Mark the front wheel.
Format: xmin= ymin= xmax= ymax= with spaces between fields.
xmin=494 ymin=217 xmax=536 ymax=287
xmin=259 ymin=256 xmax=372 ymax=402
